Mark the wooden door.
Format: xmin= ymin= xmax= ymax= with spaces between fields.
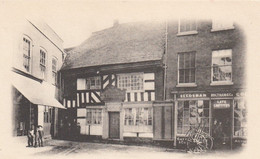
xmin=109 ymin=112 xmax=120 ymax=139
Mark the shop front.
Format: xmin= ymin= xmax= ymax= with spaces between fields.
xmin=173 ymin=91 xmax=247 ymax=149
xmin=12 ymin=72 xmax=66 ymax=138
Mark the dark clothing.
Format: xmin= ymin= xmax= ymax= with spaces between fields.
xmin=212 ymin=123 xmax=223 ymax=149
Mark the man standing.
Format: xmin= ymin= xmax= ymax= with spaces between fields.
xmin=27 ymin=125 xmax=34 ymax=147
xmin=37 ymin=125 xmax=44 ymax=147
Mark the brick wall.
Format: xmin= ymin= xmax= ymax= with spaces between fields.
xmin=165 ymin=20 xmax=246 ymax=99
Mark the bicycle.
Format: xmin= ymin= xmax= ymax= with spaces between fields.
xmin=185 ymin=124 xmax=214 ymax=153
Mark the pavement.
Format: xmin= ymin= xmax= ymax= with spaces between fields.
xmin=0 ymin=138 xmax=246 ymax=159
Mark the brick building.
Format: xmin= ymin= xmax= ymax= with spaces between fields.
xmin=161 ymin=19 xmax=246 ymax=149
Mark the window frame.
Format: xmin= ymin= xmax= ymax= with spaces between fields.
xmin=40 ymin=48 xmax=47 ymax=80
xmin=211 ymin=19 xmax=235 ymax=32
xmin=233 ymin=98 xmax=247 ymax=138
xmin=177 ymin=100 xmax=210 ymax=136
xmin=86 ymin=76 xmax=101 ymax=90
xmin=52 ymin=56 xmax=58 ymax=85
xmin=22 ymin=36 xmax=32 ymax=73
xmin=210 ymin=49 xmax=233 ymax=86
xmin=177 ymin=52 xmax=197 ymax=87
xmin=117 ymin=72 xmax=144 ymax=92
xmin=124 ymin=107 xmax=153 ymax=126
xmin=177 ymin=19 xmax=198 ymax=36
xmin=86 ymin=108 xmax=102 ymax=125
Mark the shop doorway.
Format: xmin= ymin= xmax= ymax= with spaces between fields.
xmin=109 ymin=112 xmax=120 ymax=139
xmin=212 ymin=104 xmax=232 ymax=149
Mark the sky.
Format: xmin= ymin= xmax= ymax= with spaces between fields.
xmin=2 ymin=0 xmax=259 ymax=48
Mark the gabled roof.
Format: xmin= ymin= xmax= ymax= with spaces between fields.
xmin=61 ymin=21 xmax=166 ymax=70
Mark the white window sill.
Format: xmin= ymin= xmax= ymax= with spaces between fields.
xmin=211 ymin=27 xmax=235 ymax=32
xmin=177 ymin=30 xmax=198 ymax=36
xmin=176 ymin=83 xmax=197 ymax=88
xmin=210 ymin=82 xmax=233 ymax=86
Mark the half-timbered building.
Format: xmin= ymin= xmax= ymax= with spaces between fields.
xmin=60 ymin=21 xmax=166 ymax=140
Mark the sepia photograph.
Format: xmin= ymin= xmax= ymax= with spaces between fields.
xmin=0 ymin=0 xmax=259 ymax=159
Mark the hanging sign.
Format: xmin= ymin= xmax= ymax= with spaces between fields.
xmin=100 ymin=85 xmax=126 ymax=102
xmin=212 ymin=100 xmax=231 ymax=109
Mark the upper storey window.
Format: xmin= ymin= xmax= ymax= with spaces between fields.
xmin=23 ymin=37 xmax=31 ymax=72
xmin=211 ymin=49 xmax=233 ymax=85
xmin=211 ymin=19 xmax=234 ymax=31
xmin=178 ymin=19 xmax=198 ymax=36
xmin=40 ymin=49 xmax=47 ymax=79
xmin=52 ymin=57 xmax=58 ymax=85
xmin=117 ymin=73 xmax=143 ymax=92
xmin=178 ymin=52 xmax=196 ymax=86
xmin=77 ymin=76 xmax=101 ymax=90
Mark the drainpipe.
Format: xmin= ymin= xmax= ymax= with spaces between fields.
xmin=163 ymin=21 xmax=168 ymax=101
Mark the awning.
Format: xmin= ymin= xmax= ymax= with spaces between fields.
xmin=12 ymin=72 xmax=66 ymax=109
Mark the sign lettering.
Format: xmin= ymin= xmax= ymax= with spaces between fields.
xmin=178 ymin=93 xmax=207 ymax=98
xmin=211 ymin=93 xmax=233 ymax=98
xmin=213 ymin=100 xmax=231 ymax=109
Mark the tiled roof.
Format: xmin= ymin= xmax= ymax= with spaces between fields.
xmin=62 ymin=21 xmax=166 ymax=70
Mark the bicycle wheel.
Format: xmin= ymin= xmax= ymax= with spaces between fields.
xmin=193 ymin=134 xmax=208 ymax=152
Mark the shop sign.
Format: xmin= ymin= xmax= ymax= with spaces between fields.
xmin=176 ymin=136 xmax=187 ymax=148
xmin=178 ymin=93 xmax=208 ymax=98
xmin=211 ymin=93 xmax=234 ymax=98
xmin=100 ymin=85 xmax=126 ymax=102
xmin=233 ymin=138 xmax=247 ymax=144
xmin=235 ymin=92 xmax=246 ymax=97
xmin=212 ymin=100 xmax=231 ymax=109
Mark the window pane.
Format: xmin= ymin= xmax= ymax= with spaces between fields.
xmin=180 ymin=19 xmax=197 ymax=32
xmin=184 ymin=53 xmax=190 ymax=68
xmin=179 ymin=70 xmax=185 ymax=83
xmin=190 ymin=53 xmax=195 ymax=67
xmin=177 ymin=126 xmax=182 ymax=134
xmin=117 ymin=73 xmax=143 ymax=91
xmin=190 ymin=68 xmax=195 ymax=82
xmin=179 ymin=54 xmax=184 ymax=69
xmin=184 ymin=70 xmax=189 ymax=83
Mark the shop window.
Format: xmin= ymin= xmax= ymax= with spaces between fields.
xmin=211 ymin=49 xmax=232 ymax=84
xmin=40 ymin=49 xmax=47 ymax=79
xmin=23 ymin=37 xmax=31 ymax=72
xmin=234 ymin=99 xmax=247 ymax=137
xmin=118 ymin=73 xmax=143 ymax=91
xmin=178 ymin=19 xmax=197 ymax=35
xmin=124 ymin=108 xmax=134 ymax=125
xmin=178 ymin=52 xmax=196 ymax=84
xmin=86 ymin=109 xmax=102 ymax=125
xmin=211 ymin=19 xmax=234 ymax=31
xmin=124 ymin=107 xmax=152 ymax=126
xmin=52 ymin=57 xmax=58 ymax=85
xmin=177 ymin=100 xmax=210 ymax=135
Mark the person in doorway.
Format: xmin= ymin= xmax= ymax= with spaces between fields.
xmin=37 ymin=125 xmax=44 ymax=147
xmin=212 ymin=119 xmax=223 ymax=149
xmin=27 ymin=125 xmax=35 ymax=147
